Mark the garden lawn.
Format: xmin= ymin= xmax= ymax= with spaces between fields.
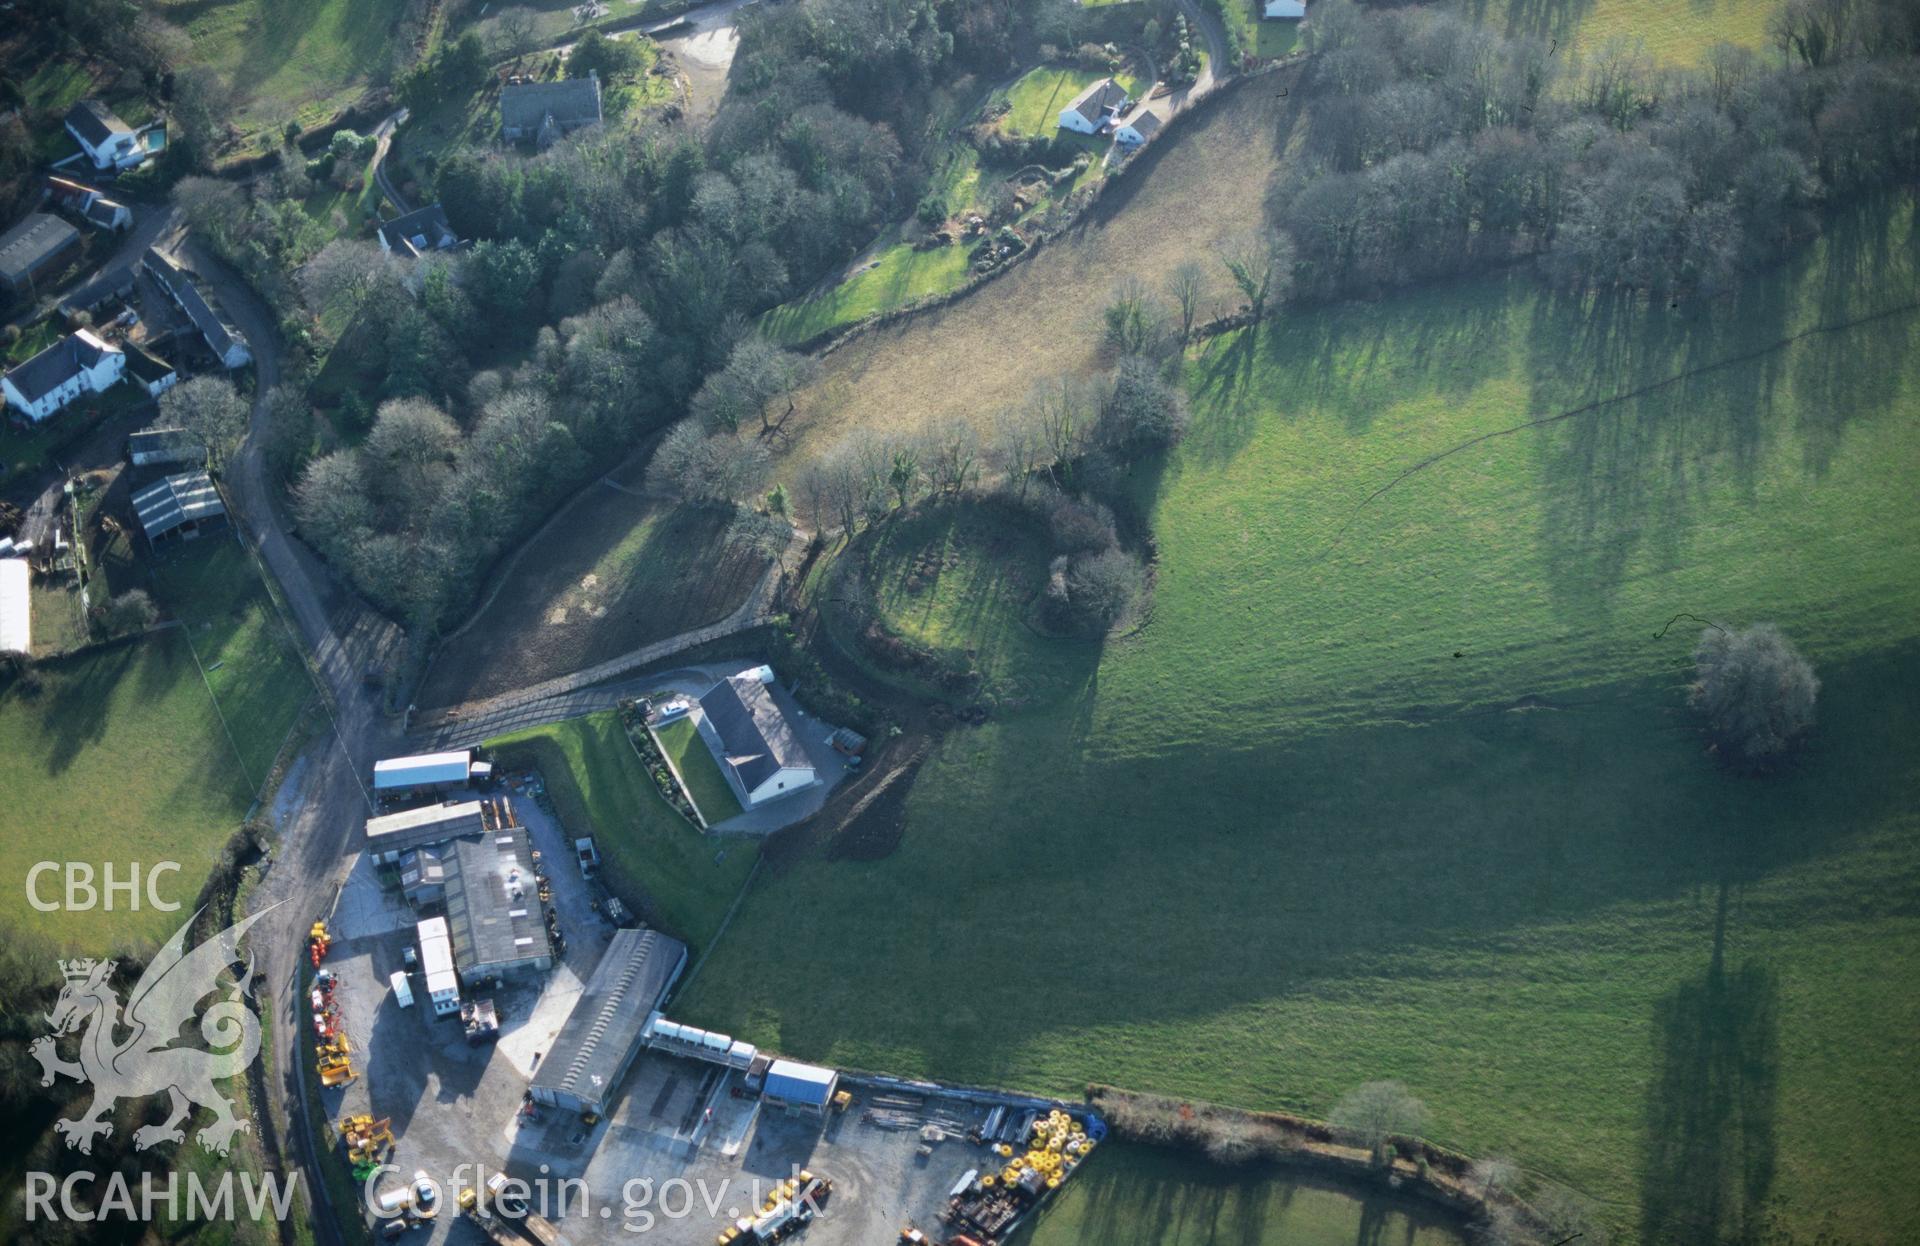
xmin=677 ymin=195 xmax=1920 ymax=1245
xmin=654 ymin=716 xmax=744 ymax=825
xmin=486 ymin=711 xmax=755 ymax=950
xmin=0 ymin=540 xmax=309 ymax=952
xmin=999 ymin=66 xmax=1144 ymax=138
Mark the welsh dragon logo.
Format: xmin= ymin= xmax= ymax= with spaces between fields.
xmin=30 ymin=907 xmax=271 ymax=1156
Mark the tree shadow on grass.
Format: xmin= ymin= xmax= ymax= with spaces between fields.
xmin=1640 ymin=884 xmax=1780 ymax=1246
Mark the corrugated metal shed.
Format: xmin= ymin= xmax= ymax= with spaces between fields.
xmin=364 ymin=800 xmax=486 ymax=861
xmin=130 ymin=470 xmax=224 ymax=542
xmin=443 ymin=829 xmax=551 ymax=979
xmin=373 ymin=750 xmax=472 ymax=791
xmin=764 ymin=1059 xmax=837 ymax=1106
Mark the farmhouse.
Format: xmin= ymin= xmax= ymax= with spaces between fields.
xmin=0 ymin=213 xmax=83 ymax=294
xmin=441 ymin=827 xmax=553 ymax=982
xmin=0 ymin=558 xmax=28 ymax=655
xmin=1114 ymin=105 xmax=1165 ymax=148
xmin=2 ymin=330 xmax=126 ymax=423
xmin=377 ymin=204 xmax=460 ymax=259
xmin=128 ymin=428 xmax=203 ymax=475
xmin=529 ymin=927 xmax=689 ymax=1117
xmin=143 ymin=248 xmax=251 ymax=369
xmin=1264 ymin=0 xmax=1308 ymax=17
xmin=500 ymin=77 xmax=603 ymax=147
xmin=374 ymin=749 xmax=481 ymax=796
xmin=1058 ymin=78 xmax=1132 ymax=135
xmin=364 ymin=800 xmax=486 ymax=864
xmin=762 ymin=1058 xmax=839 ymax=1120
xmin=65 ymin=100 xmax=143 ymax=171
xmin=696 ymin=666 xmax=818 ymax=807
xmin=130 ymin=471 xmax=226 ymax=547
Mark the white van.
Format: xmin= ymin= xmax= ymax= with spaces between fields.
xmin=390 ymin=971 xmax=415 ymax=1009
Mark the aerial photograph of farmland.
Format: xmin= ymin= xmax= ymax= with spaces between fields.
xmin=2 ymin=0 xmax=1916 ymax=1244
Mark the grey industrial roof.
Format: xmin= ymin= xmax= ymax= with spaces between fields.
xmin=698 ymin=673 xmax=811 ymax=794
xmin=4 ymin=330 xmax=119 ymax=405
xmin=122 ymin=349 xmax=179 ymax=390
xmin=500 ymin=78 xmax=602 ymax=131
xmin=378 ymin=204 xmax=457 ymax=257
xmin=531 ymin=927 xmax=688 ymax=1112
xmin=130 ymin=471 xmax=224 ymax=540
xmin=144 ymin=248 xmax=243 ymax=361
xmin=442 ymin=828 xmax=550 ymax=976
xmin=66 ymin=100 xmax=132 ymax=148
xmin=1066 ymin=78 xmax=1130 ymax=125
xmin=364 ymin=800 xmax=487 ymax=854
xmin=0 ymin=213 xmax=81 ymax=284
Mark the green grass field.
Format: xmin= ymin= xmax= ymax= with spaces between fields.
xmin=487 ymin=712 xmax=755 ymax=949
xmin=654 ymin=716 xmax=745 ymax=825
xmin=679 ymin=195 xmax=1920 ymax=1243
xmin=763 ymin=240 xmax=974 ymax=345
xmin=1025 ymin=1143 xmax=1467 ymax=1245
xmin=1452 ymin=0 xmax=1773 ymax=64
xmin=0 ymin=540 xmax=309 ymax=951
xmin=152 ymin=0 xmax=414 ymax=135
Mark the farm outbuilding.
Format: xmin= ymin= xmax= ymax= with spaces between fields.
xmin=696 ymin=666 xmax=817 ymax=807
xmin=442 ymin=828 xmax=552 ymax=982
xmin=762 ymin=1059 xmax=839 ymax=1119
xmin=373 ymin=749 xmax=476 ymax=795
xmin=130 ymin=471 xmax=226 ymax=546
xmin=0 ymin=558 xmax=29 ymax=655
xmin=143 ymin=248 xmax=251 ymax=369
xmin=528 ymin=927 xmax=688 ymax=1117
xmin=364 ymin=800 xmax=486 ymax=864
xmin=0 ymin=213 xmax=82 ymax=294
xmin=127 ymin=427 xmax=201 ymax=473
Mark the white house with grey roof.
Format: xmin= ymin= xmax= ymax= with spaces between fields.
xmin=1114 ymin=104 xmax=1165 ymax=148
xmin=143 ymin=248 xmax=251 ymax=369
xmin=65 ymin=100 xmax=144 ymax=171
xmin=1058 ymin=77 xmax=1133 ymax=135
xmin=696 ymin=666 xmax=818 ymax=807
xmin=2 ymin=330 xmax=125 ymax=423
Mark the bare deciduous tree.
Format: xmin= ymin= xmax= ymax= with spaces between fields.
xmin=1166 ymin=259 xmax=1210 ymax=345
xmin=1218 ymin=230 xmax=1296 ymax=323
xmin=159 ymin=375 xmax=248 ymax=472
xmin=298 ymin=239 xmax=404 ymax=322
xmin=1690 ymin=624 xmax=1819 ymax=768
xmin=1329 ymin=1081 xmax=1428 ymax=1162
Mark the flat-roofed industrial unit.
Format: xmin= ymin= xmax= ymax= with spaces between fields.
xmin=417 ymin=916 xmax=460 ymax=1016
xmin=364 ymin=800 xmax=487 ymax=863
xmin=373 ymin=749 xmax=474 ymax=792
xmin=443 ymin=828 xmax=552 ymax=981
xmin=529 ymin=927 xmax=689 ymax=1117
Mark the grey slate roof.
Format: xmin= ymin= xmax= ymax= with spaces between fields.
xmin=1124 ymin=107 xmax=1164 ymax=139
xmin=127 ymin=426 xmax=200 ymax=464
xmin=131 ymin=471 xmax=225 ymax=541
xmin=697 ymin=674 xmax=810 ymax=794
xmin=530 ymin=927 xmax=688 ymax=1113
xmin=123 ymin=349 xmax=180 ymax=392
xmin=441 ymin=828 xmax=551 ymax=977
xmin=378 ymin=203 xmax=458 ymax=257
xmin=66 ymin=100 xmax=132 ymax=148
xmin=144 ymin=248 xmax=243 ymax=362
xmin=500 ymin=77 xmax=602 ymax=133
xmin=0 ymin=213 xmax=81 ymax=286
xmin=4 ymin=331 xmax=118 ymax=405
xmin=82 ymin=196 xmax=126 ymax=228
xmin=1066 ymin=78 xmax=1131 ymax=125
